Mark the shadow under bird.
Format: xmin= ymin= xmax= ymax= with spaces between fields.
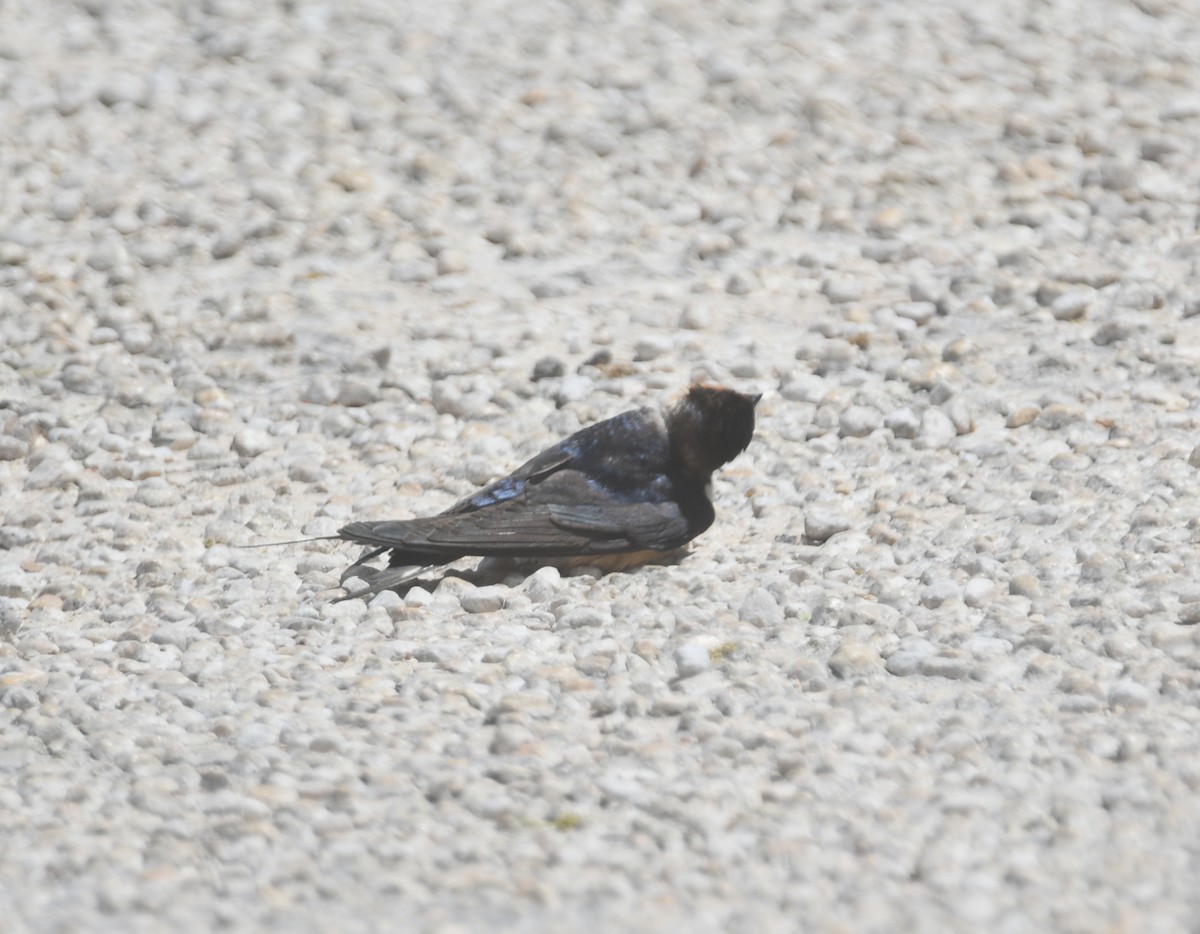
xmin=298 ymin=384 xmax=759 ymax=601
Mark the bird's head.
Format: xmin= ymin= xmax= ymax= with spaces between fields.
xmin=668 ymin=384 xmax=760 ymax=474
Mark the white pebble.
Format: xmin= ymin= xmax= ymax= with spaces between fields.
xmin=460 ymin=586 xmax=508 ymax=614
xmin=916 ymin=409 xmax=957 ymax=450
xmin=232 ymin=429 xmax=272 ymax=458
xmin=804 ymin=507 xmax=852 ymax=543
xmin=738 ymin=588 xmax=783 ymax=627
xmin=839 ymin=405 xmax=882 ymax=438
xmin=674 ymin=642 xmax=712 ymax=678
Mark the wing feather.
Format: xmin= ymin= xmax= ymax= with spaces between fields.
xmin=339 ymin=499 xmax=690 ymax=557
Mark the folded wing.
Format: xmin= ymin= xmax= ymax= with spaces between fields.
xmin=339 ymin=499 xmax=691 ymax=559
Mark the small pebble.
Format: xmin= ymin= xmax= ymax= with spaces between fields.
xmin=1006 ymin=406 xmax=1040 ymax=429
xmin=337 ymin=377 xmax=379 ymax=407
xmin=894 ymin=301 xmax=936 ymax=325
xmin=962 ymin=578 xmax=994 ymax=608
xmin=885 ymin=639 xmax=938 ymax=677
xmin=822 ymin=275 xmax=864 ymax=304
xmin=920 ymin=581 xmax=960 ymax=609
xmin=232 ymin=429 xmax=272 ymax=458
xmin=828 ymin=643 xmax=879 ymax=678
xmin=916 ymin=409 xmax=957 ymax=449
xmin=1108 ymin=680 xmax=1152 ymax=709
xmin=531 ymin=356 xmax=565 ymax=381
xmin=885 ymin=407 xmax=920 ymax=439
xmin=919 ymin=655 xmax=971 ymax=680
xmin=738 ymin=588 xmax=783 ymax=628
xmin=211 ymin=232 xmax=242 ymax=260
xmin=1051 ymin=290 xmax=1091 ymax=321
xmin=804 ymin=507 xmax=852 ymax=544
xmin=634 ymin=336 xmax=671 ymax=361
xmin=1009 ymin=574 xmax=1040 ymax=599
xmin=674 ymin=642 xmax=712 ymax=679
xmin=460 ymin=586 xmax=508 ymax=614
xmin=554 ymin=607 xmax=610 ymax=629
xmin=839 ymin=405 xmax=882 ymax=438
xmin=678 ymin=306 xmax=710 ymax=330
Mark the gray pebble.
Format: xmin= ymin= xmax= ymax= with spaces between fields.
xmin=0 ymin=437 xmax=27 ymax=460
xmin=828 ymin=643 xmax=879 ymax=678
xmin=704 ymin=55 xmax=743 ymax=84
xmin=1108 ymin=680 xmax=1152 ymax=709
xmin=232 ymin=429 xmax=272 ymax=458
xmin=211 ymin=232 xmax=242 ymax=260
xmin=0 ymin=563 xmax=35 ymax=599
xmin=634 ymin=336 xmax=671 ymax=361
xmin=804 ymin=506 xmax=852 ymax=544
xmin=909 ymin=276 xmax=946 ymax=304
xmin=133 ymin=478 xmax=180 ymax=508
xmin=554 ymin=606 xmax=611 ymax=629
xmin=2 ymin=686 xmax=38 ymax=710
xmin=436 ymin=250 xmax=468 ymax=276
xmin=302 ymin=374 xmax=339 ymax=406
xmin=523 ymin=566 xmax=562 ymax=602
xmin=1006 ymin=406 xmax=1040 ymax=429
xmin=97 ymin=72 xmax=147 ymax=107
xmin=460 ymin=586 xmax=508 ymax=614
xmin=943 ymin=397 xmax=974 ymax=435
xmin=531 ymin=356 xmax=565 ymax=381
xmin=1093 ymin=320 xmax=1131 ymax=346
xmin=86 ymin=239 xmax=129 ymax=272
xmin=337 ymin=377 xmax=379 ymax=407
xmin=121 ymin=327 xmax=153 ymax=354
xmin=915 ymin=409 xmax=957 ymax=450
xmin=962 ymin=578 xmax=995 ymax=608
xmin=1051 ymin=290 xmax=1092 ymax=321
xmin=885 ymin=639 xmax=938 ymax=676
xmin=530 ymin=276 xmax=579 ymax=299
xmin=1009 ymin=574 xmax=1040 ymax=599
xmin=919 ymin=654 xmax=971 ymax=680
xmin=920 ymin=581 xmax=960 ymax=609
xmin=1178 ymin=603 xmax=1200 ymax=626
xmin=809 ymin=339 xmax=858 ymax=376
xmin=839 ymin=405 xmax=882 ymax=438
xmin=24 ymin=456 xmax=81 ymax=490
xmin=390 ymin=260 xmax=436 ymax=283
xmin=738 ymin=588 xmax=783 ymax=628
xmin=781 ymin=373 xmax=828 ymax=403
xmin=821 ymin=275 xmax=864 ymax=304
xmin=885 ymin=407 xmax=920 ymax=439
xmin=133 ymin=240 xmax=177 ymax=268
xmin=1102 ymin=633 xmax=1141 ymax=659
xmin=726 ymin=270 xmax=759 ymax=295
xmin=52 ymin=190 xmax=84 ymax=221
xmin=678 ymin=306 xmax=710 ymax=330
xmin=149 ymin=418 xmax=196 ymax=451
xmin=894 ymin=301 xmax=936 ymax=325
xmin=554 ymin=374 xmax=594 ymax=406
xmin=0 ymin=242 xmax=27 ymax=265
xmin=1162 ymin=96 xmax=1200 ymax=120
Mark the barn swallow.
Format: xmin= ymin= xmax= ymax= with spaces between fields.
xmin=330 ymin=384 xmax=759 ymax=601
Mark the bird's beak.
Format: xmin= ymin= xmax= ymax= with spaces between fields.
xmin=751 ymin=393 xmax=763 ymax=406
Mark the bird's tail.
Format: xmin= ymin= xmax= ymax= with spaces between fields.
xmin=231 ymin=536 xmax=340 ymax=548
xmin=334 ymin=563 xmax=433 ymax=603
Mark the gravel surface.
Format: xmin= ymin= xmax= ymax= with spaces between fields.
xmin=3 ymin=0 xmax=1200 ymax=930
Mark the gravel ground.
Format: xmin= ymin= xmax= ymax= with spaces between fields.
xmin=3 ymin=0 xmax=1200 ymax=930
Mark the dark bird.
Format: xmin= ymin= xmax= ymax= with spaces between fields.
xmin=332 ymin=384 xmax=759 ymax=601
